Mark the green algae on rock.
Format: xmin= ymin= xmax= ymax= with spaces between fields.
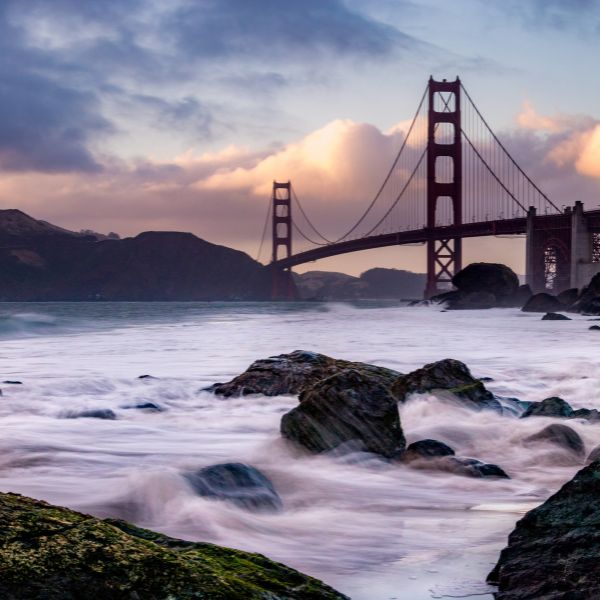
xmin=0 ymin=492 xmax=348 ymax=600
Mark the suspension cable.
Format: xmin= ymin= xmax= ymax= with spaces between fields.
xmin=361 ymin=146 xmax=427 ymax=237
xmin=254 ymin=195 xmax=272 ymax=262
xmin=292 ymin=221 xmax=329 ymax=246
xmin=291 ymin=187 xmax=335 ymax=243
xmin=460 ymin=83 xmax=560 ymax=212
xmin=461 ymin=129 xmax=527 ymax=212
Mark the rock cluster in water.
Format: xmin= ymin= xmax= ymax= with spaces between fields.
xmin=211 ymin=350 xmax=513 ymax=478
xmin=0 ymin=492 xmax=347 ymax=599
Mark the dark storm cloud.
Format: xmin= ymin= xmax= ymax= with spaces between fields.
xmin=167 ymin=0 xmax=416 ymax=61
xmin=0 ymin=7 xmax=114 ymax=172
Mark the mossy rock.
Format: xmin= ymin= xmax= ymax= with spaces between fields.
xmin=0 ymin=492 xmax=347 ymax=599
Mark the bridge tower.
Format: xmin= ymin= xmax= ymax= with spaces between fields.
xmin=271 ymin=181 xmax=296 ymax=300
xmin=425 ymin=77 xmax=462 ymax=297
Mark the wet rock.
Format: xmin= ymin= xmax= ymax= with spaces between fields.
xmin=185 ymin=463 xmax=282 ymax=513
xmin=207 ymin=350 xmax=400 ymax=398
xmin=0 ymin=492 xmax=346 ymax=599
xmin=122 ymin=402 xmax=163 ymax=412
xmin=571 ymin=407 xmax=600 ymax=421
xmin=138 ymin=374 xmax=157 ymax=380
xmin=541 ymin=312 xmax=571 ymax=320
xmin=64 ymin=408 xmax=117 ymax=420
xmin=524 ymin=423 xmax=585 ymax=457
xmin=521 ymin=397 xmax=574 ymax=418
xmin=280 ymin=369 xmax=405 ymax=458
xmin=556 ymin=287 xmax=578 ymax=306
xmin=2 ymin=380 xmax=22 ymax=384
xmin=392 ymin=358 xmax=501 ymax=412
xmin=590 ymin=325 xmax=600 ymax=331
xmin=521 ymin=293 xmax=564 ymax=313
xmin=571 ymin=272 xmax=600 ymax=315
xmin=587 ymin=444 xmax=600 ymax=464
xmin=401 ymin=439 xmax=455 ymax=462
xmin=488 ymin=460 xmax=600 ymax=599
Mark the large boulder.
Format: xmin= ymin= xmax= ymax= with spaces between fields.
xmin=524 ymin=423 xmax=585 ymax=457
xmin=392 ymin=358 xmax=502 ymax=412
xmin=522 ymin=293 xmax=565 ymax=313
xmin=280 ymin=369 xmax=405 ymax=458
xmin=556 ymin=287 xmax=578 ymax=307
xmin=488 ymin=460 xmax=600 ymax=599
xmin=0 ymin=492 xmax=347 ymax=599
xmin=207 ymin=350 xmax=400 ymax=397
xmin=452 ymin=263 xmax=519 ymax=298
xmin=185 ymin=463 xmax=282 ymax=513
xmin=430 ymin=263 xmax=520 ymax=309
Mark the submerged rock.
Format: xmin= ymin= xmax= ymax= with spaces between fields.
xmin=590 ymin=325 xmax=600 ymax=331
xmin=587 ymin=444 xmax=600 ymax=464
xmin=2 ymin=380 xmax=22 ymax=384
xmin=541 ymin=312 xmax=571 ymax=321
xmin=488 ymin=460 xmax=600 ymax=599
xmin=280 ymin=369 xmax=405 ymax=458
xmin=522 ymin=293 xmax=564 ymax=313
xmin=521 ymin=396 xmax=574 ymax=418
xmin=0 ymin=492 xmax=345 ymax=599
xmin=122 ymin=402 xmax=163 ymax=412
xmin=64 ymin=408 xmax=117 ymax=420
xmin=185 ymin=463 xmax=282 ymax=513
xmin=401 ymin=439 xmax=455 ymax=462
xmin=392 ymin=358 xmax=501 ymax=412
xmin=207 ymin=350 xmax=400 ymax=397
xmin=524 ymin=423 xmax=585 ymax=457
xmin=441 ymin=457 xmax=509 ymax=478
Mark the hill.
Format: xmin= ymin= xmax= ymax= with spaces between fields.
xmin=0 ymin=212 xmax=270 ymax=301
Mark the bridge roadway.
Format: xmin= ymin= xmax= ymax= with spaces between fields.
xmin=272 ymin=209 xmax=600 ymax=270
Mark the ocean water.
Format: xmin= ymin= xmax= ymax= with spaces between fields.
xmin=1 ymin=301 xmax=599 ymax=599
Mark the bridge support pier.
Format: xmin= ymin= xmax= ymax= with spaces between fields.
xmin=570 ymin=200 xmax=599 ymax=290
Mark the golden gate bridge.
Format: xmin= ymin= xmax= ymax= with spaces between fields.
xmin=256 ymin=77 xmax=600 ymax=299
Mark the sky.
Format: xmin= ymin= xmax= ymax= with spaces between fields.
xmin=1 ymin=0 xmax=600 ymax=275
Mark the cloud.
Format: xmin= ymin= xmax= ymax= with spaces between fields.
xmin=167 ymin=0 xmax=417 ymax=62
xmin=491 ymin=0 xmax=600 ymax=32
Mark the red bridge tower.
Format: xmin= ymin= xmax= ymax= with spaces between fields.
xmin=271 ymin=181 xmax=296 ymax=300
xmin=425 ymin=77 xmax=463 ymax=297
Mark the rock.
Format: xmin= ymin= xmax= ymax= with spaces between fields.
xmin=488 ymin=460 xmax=600 ymax=599
xmin=541 ymin=312 xmax=571 ymax=320
xmin=440 ymin=457 xmax=509 ymax=478
xmin=122 ymin=402 xmax=164 ymax=412
xmin=208 ymin=350 xmax=401 ymax=397
xmin=392 ymin=358 xmax=501 ymax=412
xmin=280 ymin=369 xmax=405 ymax=458
xmin=571 ymin=272 xmax=600 ymax=315
xmin=64 ymin=408 xmax=117 ymax=420
xmin=453 ymin=290 xmax=497 ymax=309
xmin=524 ymin=423 xmax=585 ymax=456
xmin=138 ymin=374 xmax=158 ymax=380
xmin=185 ymin=463 xmax=282 ymax=513
xmin=401 ymin=439 xmax=455 ymax=462
xmin=2 ymin=380 xmax=22 ymax=384
xmin=556 ymin=287 xmax=578 ymax=306
xmin=571 ymin=407 xmax=600 ymax=421
xmin=587 ymin=444 xmax=600 ymax=464
xmin=0 ymin=492 xmax=346 ymax=599
xmin=590 ymin=325 xmax=600 ymax=331
xmin=521 ymin=396 xmax=574 ymax=418
xmin=452 ymin=262 xmax=519 ymax=298
xmin=521 ymin=293 xmax=564 ymax=313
